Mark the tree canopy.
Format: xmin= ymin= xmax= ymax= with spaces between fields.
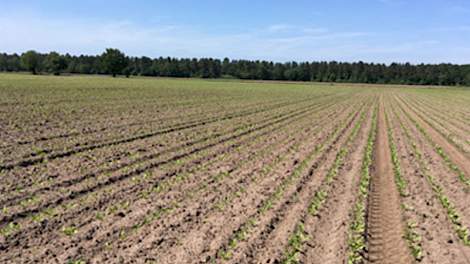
xmin=20 ymin=50 xmax=40 ymax=75
xmin=45 ymin=52 xmax=68 ymax=75
xmin=1 ymin=49 xmax=470 ymax=86
xmin=101 ymin=48 xmax=129 ymax=77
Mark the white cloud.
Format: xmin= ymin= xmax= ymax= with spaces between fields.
xmin=0 ymin=12 xmax=372 ymax=62
xmin=446 ymin=5 xmax=470 ymax=14
xmin=0 ymin=14 xmax=183 ymax=56
xmin=267 ymin=24 xmax=293 ymax=33
xmin=266 ymin=24 xmax=328 ymax=35
xmin=356 ymin=40 xmax=440 ymax=54
xmin=1 ymin=10 xmax=469 ymax=64
xmin=377 ymin=0 xmax=404 ymax=5
xmin=302 ymin=27 xmax=329 ymax=34
xmin=430 ymin=25 xmax=470 ymax=32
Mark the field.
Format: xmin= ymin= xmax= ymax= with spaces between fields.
xmin=0 ymin=73 xmax=469 ymax=264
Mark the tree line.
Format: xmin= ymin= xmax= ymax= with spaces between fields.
xmin=1 ymin=49 xmax=470 ymax=86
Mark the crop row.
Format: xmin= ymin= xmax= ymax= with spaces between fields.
xmin=3 ymin=93 xmax=264 ymax=147
xmin=279 ymin=101 xmax=372 ymax=264
xmin=0 ymin=97 xmax=338 ymax=233
xmin=0 ymin=95 xmax=295 ymax=164
xmin=346 ymin=105 xmax=377 ymax=264
xmin=394 ymin=96 xmax=470 ymax=188
xmin=384 ymin=108 xmax=422 ymax=261
xmin=74 ymin=97 xmax=367 ymax=262
xmin=392 ymin=103 xmax=470 ymax=246
xmin=1 ymin=94 xmax=342 ymax=203
xmin=75 ymin=99 xmax=344 ymax=258
xmin=0 ymin=93 xmax=360 ymax=262
xmin=0 ymin=95 xmax=324 ymax=170
xmin=212 ymin=100 xmax=369 ymax=262
xmin=398 ymin=95 xmax=469 ymax=155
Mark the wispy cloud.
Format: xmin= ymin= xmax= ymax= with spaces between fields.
xmin=357 ymin=40 xmax=440 ymax=54
xmin=445 ymin=5 xmax=470 ymax=14
xmin=431 ymin=25 xmax=470 ymax=32
xmin=0 ymin=11 xmax=371 ymax=62
xmin=377 ymin=0 xmax=404 ymax=5
xmin=266 ymin=24 xmax=328 ymax=35
xmin=0 ymin=9 xmax=469 ymax=64
xmin=267 ymin=24 xmax=293 ymax=33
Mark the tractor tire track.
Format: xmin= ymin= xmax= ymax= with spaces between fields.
xmin=366 ymin=100 xmax=412 ymax=264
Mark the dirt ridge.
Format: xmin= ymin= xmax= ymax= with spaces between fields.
xmin=366 ymin=100 xmax=413 ymax=264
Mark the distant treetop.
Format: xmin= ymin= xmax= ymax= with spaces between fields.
xmin=0 ymin=49 xmax=468 ymax=86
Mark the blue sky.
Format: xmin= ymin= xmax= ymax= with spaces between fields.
xmin=1 ymin=0 xmax=470 ymax=63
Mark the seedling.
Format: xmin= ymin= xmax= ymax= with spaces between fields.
xmin=62 ymin=226 xmax=78 ymax=236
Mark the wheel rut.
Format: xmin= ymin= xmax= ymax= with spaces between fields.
xmin=366 ymin=100 xmax=413 ymax=264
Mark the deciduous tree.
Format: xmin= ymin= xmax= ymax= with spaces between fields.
xmin=101 ymin=48 xmax=128 ymax=77
xmin=46 ymin=52 xmax=68 ymax=75
xmin=21 ymin=50 xmax=40 ymax=75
